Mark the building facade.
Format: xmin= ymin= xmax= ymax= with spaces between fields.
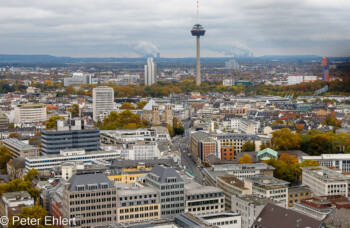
xmin=300 ymin=154 xmax=350 ymax=172
xmin=145 ymin=165 xmax=185 ymax=219
xmin=301 ymin=166 xmax=348 ymax=197
xmin=116 ymin=185 xmax=161 ymax=224
xmin=92 ymin=86 xmax=114 ymax=121
xmin=2 ymin=138 xmax=39 ymax=158
xmin=144 ymin=57 xmax=157 ymax=86
xmin=14 ymin=104 xmax=47 ymax=124
xmin=62 ymin=173 xmax=117 ymax=228
xmin=185 ymin=184 xmax=225 ymax=215
xmin=41 ymin=119 xmax=100 ymax=155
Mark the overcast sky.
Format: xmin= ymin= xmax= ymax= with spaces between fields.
xmin=1 ymin=0 xmax=350 ymax=57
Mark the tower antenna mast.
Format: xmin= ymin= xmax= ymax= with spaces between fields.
xmin=197 ymin=0 xmax=199 ymax=24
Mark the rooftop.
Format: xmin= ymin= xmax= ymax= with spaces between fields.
xmin=147 ymin=165 xmax=184 ymax=184
xmin=245 ymin=174 xmax=290 ymax=189
xmin=302 ymin=166 xmax=348 ymax=182
xmin=234 ymin=194 xmax=282 ymax=206
xmin=217 ymin=175 xmax=249 ymax=190
xmin=252 ymin=203 xmax=324 ymax=228
xmin=67 ymin=173 xmax=115 ymax=192
xmin=2 ymin=138 xmax=37 ymax=150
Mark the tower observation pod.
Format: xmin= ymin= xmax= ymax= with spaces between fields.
xmin=191 ymin=0 xmax=205 ymax=86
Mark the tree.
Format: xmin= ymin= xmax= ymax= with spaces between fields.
xmin=24 ymin=169 xmax=39 ymax=182
xmin=166 ymin=125 xmax=175 ymax=137
xmin=242 ymin=141 xmax=256 ymax=152
xmin=8 ymin=132 xmax=21 ymax=138
xmin=0 ymin=179 xmax=40 ymax=199
xmin=137 ymin=101 xmax=148 ymax=109
xmin=65 ymin=86 xmax=75 ymax=94
xmin=46 ymin=116 xmax=65 ymax=129
xmin=0 ymin=146 xmax=13 ymax=172
xmin=260 ymin=142 xmax=271 ymax=150
xmin=322 ymin=115 xmax=341 ymax=129
xmin=300 ymin=160 xmax=320 ymax=167
xmin=307 ymin=134 xmax=333 ymax=155
xmin=96 ymin=110 xmax=149 ymax=130
xmin=279 ymin=153 xmax=298 ymax=165
xmin=173 ymin=118 xmax=184 ymax=135
xmin=239 ymin=154 xmax=252 ymax=164
xmin=69 ymin=104 xmax=79 ymax=117
xmin=271 ymin=128 xmax=301 ymax=151
xmin=8 ymin=205 xmax=55 ymax=228
xmin=120 ymin=102 xmax=135 ymax=110
xmin=296 ymin=124 xmax=304 ymax=133
xmin=7 ymin=159 xmax=24 ymax=180
xmin=263 ymin=158 xmax=300 ymax=184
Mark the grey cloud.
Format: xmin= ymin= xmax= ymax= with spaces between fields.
xmin=0 ymin=0 xmax=349 ymax=57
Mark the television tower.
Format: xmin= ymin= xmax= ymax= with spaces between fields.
xmin=322 ymin=57 xmax=329 ymax=82
xmin=191 ymin=0 xmax=205 ymax=86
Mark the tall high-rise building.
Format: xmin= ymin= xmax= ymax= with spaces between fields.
xmin=144 ymin=57 xmax=157 ymax=86
xmin=191 ymin=0 xmax=205 ymax=86
xmin=92 ymin=86 xmax=114 ymax=121
xmin=322 ymin=57 xmax=330 ymax=82
xmin=225 ymin=60 xmax=240 ymax=70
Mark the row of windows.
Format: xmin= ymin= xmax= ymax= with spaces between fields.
xmin=119 ymin=194 xmax=157 ymax=201
xmin=69 ymin=198 xmax=115 ymax=205
xmin=188 ymin=205 xmax=224 ymax=212
xmin=70 ymin=204 xmax=115 ymax=211
xmin=212 ymin=220 xmax=238 ymax=226
xmin=120 ymin=205 xmax=158 ymax=213
xmin=186 ymin=192 xmax=223 ymax=200
xmin=120 ymin=212 xmax=158 ymax=220
xmin=121 ymin=200 xmax=156 ymax=207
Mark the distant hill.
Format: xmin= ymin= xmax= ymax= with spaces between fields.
xmin=0 ymin=54 xmax=348 ymax=64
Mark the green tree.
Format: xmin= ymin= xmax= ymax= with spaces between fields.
xmin=239 ymin=154 xmax=252 ymax=164
xmin=24 ymin=169 xmax=39 ymax=182
xmin=69 ymin=104 xmax=79 ymax=117
xmin=242 ymin=141 xmax=256 ymax=152
xmin=300 ymin=160 xmax=320 ymax=167
xmin=120 ymin=102 xmax=135 ymax=110
xmin=0 ymin=146 xmax=13 ymax=172
xmin=46 ymin=116 xmax=65 ymax=129
xmin=8 ymin=205 xmax=55 ymax=228
xmin=137 ymin=101 xmax=148 ymax=109
xmin=166 ymin=125 xmax=175 ymax=137
xmin=65 ymin=86 xmax=75 ymax=94
xmin=173 ymin=118 xmax=184 ymax=135
xmin=322 ymin=115 xmax=341 ymax=130
xmin=96 ymin=110 xmax=149 ymax=130
xmin=271 ymin=128 xmax=301 ymax=151
xmin=307 ymin=134 xmax=333 ymax=155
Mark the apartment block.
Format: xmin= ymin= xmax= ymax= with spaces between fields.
xmin=145 ymin=165 xmax=185 ymax=219
xmin=190 ymin=131 xmax=216 ymax=163
xmin=287 ymin=186 xmax=313 ymax=208
xmin=301 ymin=166 xmax=348 ymax=197
xmin=244 ymin=175 xmax=289 ymax=207
xmin=216 ymin=175 xmax=251 ymax=210
xmin=116 ymin=184 xmax=161 ymax=224
xmin=185 ymin=183 xmax=225 ymax=215
xmin=62 ymin=173 xmax=117 ymax=228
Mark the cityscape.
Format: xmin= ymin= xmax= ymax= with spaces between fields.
xmin=0 ymin=0 xmax=350 ymax=228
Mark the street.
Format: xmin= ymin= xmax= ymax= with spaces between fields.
xmin=172 ymin=119 xmax=204 ymax=184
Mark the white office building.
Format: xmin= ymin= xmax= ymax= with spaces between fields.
xmin=287 ymin=75 xmax=318 ymax=85
xmin=301 ymin=166 xmax=348 ymax=197
xmin=92 ymin=86 xmax=114 ymax=121
xmin=14 ymin=104 xmax=47 ymax=124
xmin=300 ymin=154 xmax=350 ymax=172
xmin=144 ymin=57 xmax=157 ymax=86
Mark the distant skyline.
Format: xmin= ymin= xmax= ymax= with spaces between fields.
xmin=1 ymin=0 xmax=350 ymax=58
